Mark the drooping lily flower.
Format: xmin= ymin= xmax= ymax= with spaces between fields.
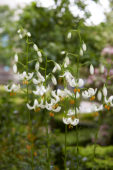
xmin=63 ymin=117 xmax=79 ymax=126
xmin=18 ymin=71 xmax=34 ymax=84
xmin=4 ymin=84 xmax=20 ymax=96
xmin=27 ymin=99 xmax=45 ymax=112
xmin=82 ymin=88 xmax=97 ymax=100
xmin=33 ymin=85 xmax=50 ymax=96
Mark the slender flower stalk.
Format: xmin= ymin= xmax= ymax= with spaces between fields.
xmin=64 ymin=123 xmax=67 ymax=170
xmin=44 ymin=55 xmax=50 ymax=169
xmin=74 ymin=94 xmax=79 ymax=170
xmin=92 ymin=113 xmax=101 ymax=170
xmin=26 ymin=35 xmax=34 ymax=170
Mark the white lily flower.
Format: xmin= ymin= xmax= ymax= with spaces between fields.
xmin=67 ymin=32 xmax=71 ymax=39
xmin=90 ymin=64 xmax=94 ymax=75
xmin=104 ymin=96 xmax=113 ymax=107
xmin=103 ymin=85 xmax=107 ymax=97
xmin=35 ymin=62 xmax=40 ymax=71
xmin=53 ymin=106 xmax=61 ymax=112
xmin=27 ymin=32 xmax=31 ymax=37
xmin=52 ymin=75 xmax=57 ymax=85
xmin=97 ymin=91 xmax=102 ymax=101
xmin=94 ymin=104 xmax=103 ymax=112
xmin=4 ymin=84 xmax=20 ymax=92
xmin=14 ymin=54 xmax=18 ymax=62
xmin=71 ymin=119 xmax=79 ymax=126
xmin=100 ymin=64 xmax=104 ymax=73
xmin=52 ymin=63 xmax=61 ymax=73
xmin=63 ymin=117 xmax=79 ymax=126
xmin=57 ymin=89 xmax=65 ymax=97
xmin=13 ymin=64 xmax=17 ymax=73
xmin=63 ymin=117 xmax=71 ymax=125
xmin=32 ymin=78 xmax=40 ymax=85
xmin=76 ymin=79 xmax=84 ymax=87
xmin=82 ymin=43 xmax=86 ymax=51
xmin=33 ymin=85 xmax=50 ymax=96
xmin=67 ymin=109 xmax=75 ymax=116
xmin=46 ymin=99 xmax=61 ymax=112
xmin=18 ymin=71 xmax=34 ymax=81
xmin=27 ymin=99 xmax=45 ymax=111
xmin=33 ymin=44 xmax=38 ymax=51
xmin=82 ymin=88 xmax=97 ymax=99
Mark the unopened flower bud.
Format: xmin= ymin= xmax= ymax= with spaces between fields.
xmin=82 ymin=43 xmax=86 ymax=51
xmin=13 ymin=64 xmax=17 ymax=73
xmin=90 ymin=64 xmax=94 ymax=75
xmin=14 ymin=54 xmax=18 ymax=62
xmin=67 ymin=32 xmax=71 ymax=39
xmin=100 ymin=64 xmax=104 ymax=73
xmin=97 ymin=91 xmax=102 ymax=101
xmin=103 ymin=85 xmax=107 ymax=97
xmin=80 ymin=49 xmax=83 ymax=56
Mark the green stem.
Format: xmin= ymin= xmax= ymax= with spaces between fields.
xmin=45 ymin=55 xmax=50 ymax=170
xmin=64 ymin=124 xmax=67 ymax=170
xmin=92 ymin=113 xmax=101 ymax=170
xmin=26 ymin=36 xmax=34 ymax=170
xmin=74 ymin=95 xmax=79 ymax=170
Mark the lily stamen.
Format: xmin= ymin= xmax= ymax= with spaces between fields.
xmin=49 ymin=112 xmax=54 ymax=117
xmin=90 ymin=95 xmax=95 ymax=101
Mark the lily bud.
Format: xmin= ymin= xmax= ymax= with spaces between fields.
xmin=61 ymin=51 xmax=65 ymax=55
xmin=82 ymin=43 xmax=86 ymax=51
xmin=35 ymin=62 xmax=39 ymax=71
xmin=37 ymin=51 xmax=42 ymax=58
xmin=97 ymin=91 xmax=102 ymax=101
xmin=67 ymin=32 xmax=71 ymax=39
xmin=80 ymin=49 xmax=83 ymax=56
xmin=33 ymin=44 xmax=38 ymax=51
xmin=14 ymin=54 xmax=18 ymax=62
xmin=100 ymin=64 xmax=104 ymax=73
xmin=27 ymin=32 xmax=31 ymax=37
xmin=103 ymin=85 xmax=107 ymax=97
xmin=90 ymin=64 xmax=94 ymax=75
xmin=52 ymin=75 xmax=57 ymax=85
xmin=13 ymin=64 xmax=17 ymax=73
